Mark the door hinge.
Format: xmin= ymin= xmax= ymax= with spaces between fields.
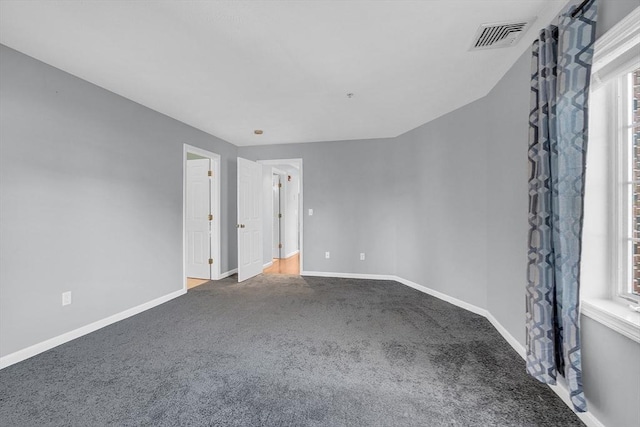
xmin=208 ymin=170 xmax=213 ymax=177
xmin=208 ymin=214 xmax=213 ymax=221
xmin=278 ymin=183 xmax=282 ymax=188
xmin=278 ymin=213 xmax=282 ymax=218
xmin=208 ymin=258 xmax=213 ymax=265
xmin=278 ymin=243 xmax=283 ymax=249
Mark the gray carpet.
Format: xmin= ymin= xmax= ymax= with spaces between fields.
xmin=0 ymin=275 xmax=583 ymax=426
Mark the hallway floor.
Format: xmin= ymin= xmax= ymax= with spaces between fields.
xmin=263 ymin=252 xmax=300 ymax=275
xmin=186 ymin=277 xmax=209 ymax=289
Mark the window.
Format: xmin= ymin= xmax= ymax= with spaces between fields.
xmin=632 ymin=69 xmax=640 ymax=296
xmin=589 ymin=58 xmax=640 ymax=306
xmin=580 ymin=7 xmax=640 ymax=342
xmin=616 ymin=67 xmax=640 ymax=302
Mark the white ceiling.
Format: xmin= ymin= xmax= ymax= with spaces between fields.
xmin=0 ymin=0 xmax=568 ymax=146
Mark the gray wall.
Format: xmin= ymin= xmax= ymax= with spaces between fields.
xmin=581 ymin=317 xmax=640 ymax=427
xmin=0 ymin=45 xmax=238 ymax=357
xmin=484 ymin=47 xmax=531 ymax=346
xmin=239 ymin=138 xmax=400 ymax=277
xmin=393 ymin=98 xmax=489 ymax=309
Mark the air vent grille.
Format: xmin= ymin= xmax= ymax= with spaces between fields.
xmin=471 ymin=19 xmax=535 ymax=50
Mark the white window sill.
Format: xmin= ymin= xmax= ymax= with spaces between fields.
xmin=581 ymin=298 xmax=640 ymax=343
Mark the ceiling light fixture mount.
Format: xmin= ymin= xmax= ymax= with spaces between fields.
xmin=254 ymin=129 xmax=263 ymax=135
xmin=346 ymin=93 xmax=354 ymax=99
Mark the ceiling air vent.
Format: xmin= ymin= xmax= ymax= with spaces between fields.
xmin=470 ymin=19 xmax=535 ymax=50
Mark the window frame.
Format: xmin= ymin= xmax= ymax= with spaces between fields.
xmin=580 ymin=6 xmax=640 ymax=343
xmin=609 ymin=68 xmax=640 ymax=304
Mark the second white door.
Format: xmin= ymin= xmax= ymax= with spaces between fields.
xmin=237 ymin=157 xmax=263 ymax=282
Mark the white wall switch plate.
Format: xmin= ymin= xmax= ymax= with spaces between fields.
xmin=309 ymin=209 xmax=313 ymax=216
xmin=360 ymin=253 xmax=365 ymax=261
xmin=62 ymin=291 xmax=72 ymax=306
xmin=325 ymin=251 xmax=330 ymax=259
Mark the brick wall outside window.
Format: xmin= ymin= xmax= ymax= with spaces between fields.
xmin=632 ymin=68 xmax=640 ymax=295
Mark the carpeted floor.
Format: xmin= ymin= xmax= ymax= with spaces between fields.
xmin=0 ymin=275 xmax=583 ymax=426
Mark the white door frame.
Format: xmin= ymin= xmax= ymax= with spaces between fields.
xmin=258 ymin=159 xmax=303 ymax=274
xmin=183 ymin=144 xmax=221 ymax=289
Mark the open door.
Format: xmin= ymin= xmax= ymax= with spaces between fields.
xmin=237 ymin=157 xmax=263 ymax=282
xmin=186 ymin=158 xmax=211 ymax=279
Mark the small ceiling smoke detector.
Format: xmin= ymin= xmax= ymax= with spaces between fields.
xmin=346 ymin=93 xmax=354 ymax=99
xmin=254 ymin=129 xmax=263 ymax=135
xmin=470 ymin=18 xmax=536 ymax=50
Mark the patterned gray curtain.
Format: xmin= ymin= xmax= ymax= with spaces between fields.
xmin=526 ymin=0 xmax=597 ymax=413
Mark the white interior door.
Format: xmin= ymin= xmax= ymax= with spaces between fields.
xmin=186 ymin=158 xmax=211 ymax=279
xmin=237 ymin=157 xmax=263 ymax=282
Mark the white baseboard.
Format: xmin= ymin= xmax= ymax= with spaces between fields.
xmin=284 ymin=250 xmax=300 ymax=259
xmin=302 ymin=271 xmax=487 ymax=318
xmin=263 ymin=261 xmax=273 ymax=269
xmin=0 ymin=288 xmax=186 ymax=370
xmin=485 ymin=312 xmax=526 ymax=358
xmin=392 ymin=276 xmax=488 ymax=317
xmin=219 ymin=268 xmax=238 ymax=279
xmin=549 ymin=381 xmax=606 ymax=427
xmin=302 ymin=270 xmax=397 ymax=281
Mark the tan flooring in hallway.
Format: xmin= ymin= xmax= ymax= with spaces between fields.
xmin=263 ymin=252 xmax=300 ymax=275
xmin=187 ymin=277 xmax=209 ymax=289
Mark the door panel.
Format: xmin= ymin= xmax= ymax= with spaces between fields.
xmin=186 ymin=158 xmax=211 ymax=279
xmin=237 ymin=157 xmax=263 ymax=282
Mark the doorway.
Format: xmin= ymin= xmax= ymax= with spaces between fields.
xmin=258 ymin=159 xmax=303 ymax=275
xmin=183 ymin=145 xmax=221 ymax=290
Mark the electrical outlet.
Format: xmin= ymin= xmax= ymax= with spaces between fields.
xmin=325 ymin=251 xmax=330 ymax=259
xmin=62 ymin=291 xmax=72 ymax=306
xmin=360 ymin=253 xmax=365 ymax=261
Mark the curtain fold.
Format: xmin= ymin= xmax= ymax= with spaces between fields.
xmin=526 ymin=0 xmax=597 ymax=413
